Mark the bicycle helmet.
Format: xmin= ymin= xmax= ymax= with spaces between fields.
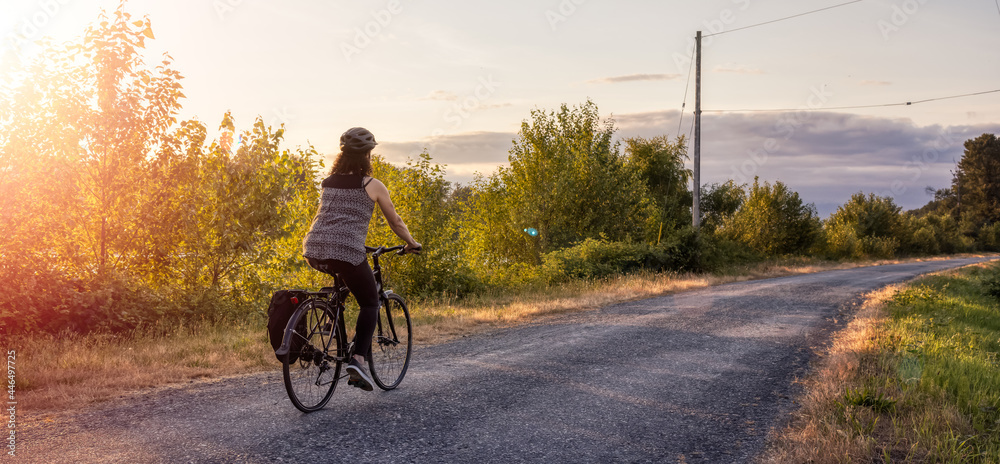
xmin=340 ymin=127 xmax=377 ymax=152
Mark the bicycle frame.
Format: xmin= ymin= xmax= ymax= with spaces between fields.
xmin=277 ymin=246 xmax=405 ymax=360
xmin=280 ymin=244 xmax=414 ymax=409
xmin=370 ymin=247 xmax=403 ymax=350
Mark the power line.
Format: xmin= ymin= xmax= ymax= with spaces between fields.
xmin=703 ymin=0 xmax=866 ymax=38
xmin=687 ymin=111 xmax=696 ymax=143
xmin=676 ymin=51 xmax=695 ymax=137
xmin=701 ymin=88 xmax=1000 ymax=113
xmin=995 ymin=0 xmax=1000 ymax=17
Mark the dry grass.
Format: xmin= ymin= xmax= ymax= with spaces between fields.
xmin=758 ymin=285 xmax=902 ymax=463
xmin=9 ymin=319 xmax=274 ymax=417
xmin=12 ymin=254 xmax=992 ymax=417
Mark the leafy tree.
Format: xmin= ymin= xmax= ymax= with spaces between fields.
xmin=1 ymin=8 xmax=178 ymax=281
xmin=624 ymin=135 xmax=691 ymax=242
xmin=169 ymin=115 xmax=307 ymax=313
xmin=500 ymin=100 xmax=647 ymax=257
xmin=716 ymin=178 xmax=821 ymax=256
xmin=953 ymin=133 xmax=1000 ymax=230
xmin=899 ymin=212 xmax=972 ymax=256
xmin=366 ymin=153 xmax=476 ymax=296
xmin=0 ymin=4 xmax=315 ymax=332
xmin=823 ymin=193 xmax=903 ymax=259
xmin=459 ymin=171 xmax=537 ymax=285
xmin=699 ymin=180 xmax=745 ymax=234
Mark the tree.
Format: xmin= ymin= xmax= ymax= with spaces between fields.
xmin=953 ymin=133 xmax=1000 ymax=228
xmin=500 ymin=100 xmax=647 ymax=257
xmin=624 ymin=135 xmax=691 ymax=242
xmin=716 ymin=178 xmax=821 ymax=256
xmin=170 ymin=114 xmax=306 ymax=311
xmin=700 ymin=180 xmax=745 ymax=234
xmin=366 ymin=153 xmax=476 ymax=295
xmin=824 ymin=193 xmax=903 ymax=259
xmin=0 ymin=4 xmax=316 ymax=332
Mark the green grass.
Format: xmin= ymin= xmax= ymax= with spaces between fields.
xmin=760 ymin=260 xmax=1000 ymax=464
xmin=876 ymin=264 xmax=1000 ymax=461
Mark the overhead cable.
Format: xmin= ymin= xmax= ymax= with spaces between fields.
xmin=703 ymin=0 xmax=866 ymax=38
xmin=701 ymin=88 xmax=1000 ymax=113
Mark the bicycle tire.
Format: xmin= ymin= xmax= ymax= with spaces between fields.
xmin=368 ymin=293 xmax=412 ymax=390
xmin=282 ymin=299 xmax=344 ymax=412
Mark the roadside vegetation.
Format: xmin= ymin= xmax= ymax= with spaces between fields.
xmin=9 ymin=254 xmax=965 ymax=414
xmin=761 ymin=261 xmax=1000 ymax=463
xmin=3 ymin=5 xmax=999 ymax=415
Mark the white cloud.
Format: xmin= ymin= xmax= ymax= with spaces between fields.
xmin=377 ymin=131 xmax=514 ymax=165
xmin=420 ymin=90 xmax=459 ymax=101
xmin=375 ymin=111 xmax=1000 ymax=217
xmin=586 ymin=73 xmax=682 ymax=84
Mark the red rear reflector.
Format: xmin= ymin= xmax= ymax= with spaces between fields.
xmin=291 ymin=297 xmax=299 ymax=304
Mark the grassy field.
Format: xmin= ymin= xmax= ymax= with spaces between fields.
xmin=7 ymin=254 xmax=989 ymax=417
xmin=761 ymin=260 xmax=1000 ymax=463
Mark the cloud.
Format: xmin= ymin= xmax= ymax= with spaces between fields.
xmin=614 ymin=111 xmax=1000 ymax=217
xmin=712 ymin=63 xmax=765 ymax=74
xmin=420 ymin=90 xmax=459 ymax=101
xmin=586 ymin=73 xmax=682 ymax=84
xmin=375 ymin=112 xmax=999 ymax=217
xmin=377 ymin=131 xmax=516 ymax=185
xmin=377 ymin=130 xmax=514 ymax=165
xmin=860 ymin=80 xmax=892 ymax=86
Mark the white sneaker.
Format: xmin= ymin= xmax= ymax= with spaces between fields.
xmin=346 ymin=359 xmax=374 ymax=391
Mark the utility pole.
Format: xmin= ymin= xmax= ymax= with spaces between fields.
xmin=692 ymin=30 xmax=702 ymax=229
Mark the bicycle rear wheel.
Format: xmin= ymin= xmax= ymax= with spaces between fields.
xmin=282 ymin=299 xmax=344 ymax=412
xmin=368 ymin=293 xmax=412 ymax=390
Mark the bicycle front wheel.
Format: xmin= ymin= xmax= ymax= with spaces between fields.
xmin=282 ymin=299 xmax=344 ymax=412
xmin=368 ymin=293 xmax=412 ymax=390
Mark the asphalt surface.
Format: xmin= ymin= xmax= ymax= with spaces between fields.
xmin=19 ymin=257 xmax=997 ymax=463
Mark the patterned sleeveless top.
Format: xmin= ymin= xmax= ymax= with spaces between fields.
xmin=302 ymin=174 xmax=376 ymax=266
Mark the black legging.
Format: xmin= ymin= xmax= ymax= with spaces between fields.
xmin=306 ymin=257 xmax=379 ymax=359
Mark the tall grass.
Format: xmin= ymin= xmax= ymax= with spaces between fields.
xmin=761 ymin=261 xmax=1000 ymax=463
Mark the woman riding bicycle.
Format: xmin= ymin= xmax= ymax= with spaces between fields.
xmin=302 ymin=127 xmax=421 ymax=392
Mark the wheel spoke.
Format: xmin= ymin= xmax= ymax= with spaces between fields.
xmin=368 ymin=294 xmax=412 ymax=390
xmin=282 ymin=300 xmax=344 ymax=412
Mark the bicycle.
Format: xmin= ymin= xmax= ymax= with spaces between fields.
xmin=275 ymin=245 xmax=414 ymax=413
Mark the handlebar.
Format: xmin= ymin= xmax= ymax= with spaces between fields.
xmin=365 ymin=244 xmax=422 ymax=257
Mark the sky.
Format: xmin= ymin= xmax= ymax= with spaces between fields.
xmin=2 ymin=0 xmax=999 ymax=217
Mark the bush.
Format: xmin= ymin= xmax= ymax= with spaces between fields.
xmin=910 ymin=226 xmax=940 ymax=255
xmin=539 ymin=231 xmax=700 ymax=283
xmin=899 ymin=213 xmax=973 ymax=256
xmin=823 ymin=193 xmax=903 ymax=260
xmin=859 ymin=236 xmax=899 ymax=260
xmin=979 ymin=222 xmax=1000 ymax=252
xmin=715 ymin=178 xmax=821 ymax=257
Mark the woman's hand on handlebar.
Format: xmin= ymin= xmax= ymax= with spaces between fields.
xmin=403 ymin=242 xmax=422 ymax=255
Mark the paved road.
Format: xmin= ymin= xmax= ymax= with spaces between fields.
xmin=20 ymin=257 xmax=996 ymax=463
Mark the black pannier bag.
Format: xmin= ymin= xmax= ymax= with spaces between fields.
xmin=267 ymin=290 xmax=308 ymax=362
